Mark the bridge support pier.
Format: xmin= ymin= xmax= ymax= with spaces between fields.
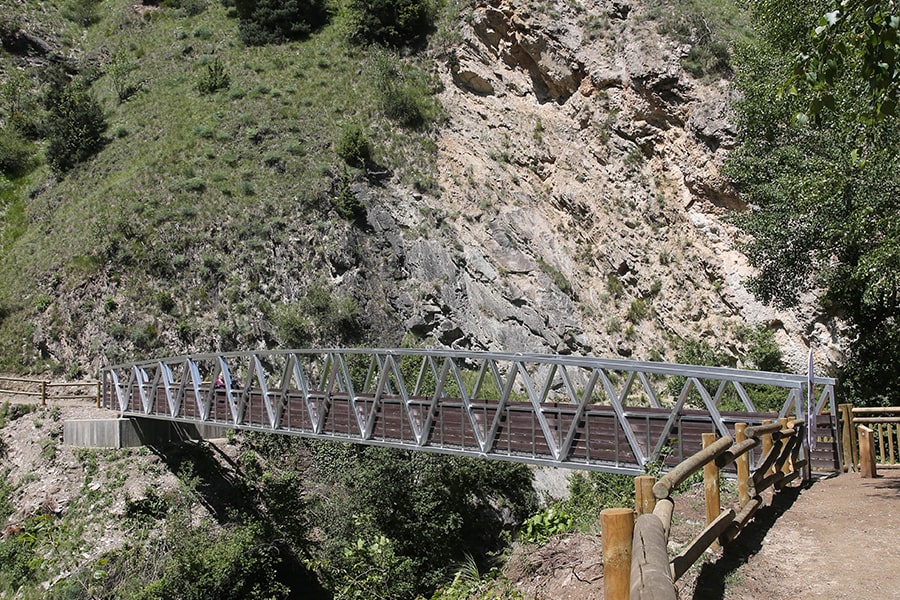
xmin=64 ymin=417 xmax=230 ymax=448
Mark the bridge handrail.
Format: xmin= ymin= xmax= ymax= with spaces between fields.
xmin=601 ymin=419 xmax=809 ymax=600
xmin=106 ymin=348 xmax=836 ymax=388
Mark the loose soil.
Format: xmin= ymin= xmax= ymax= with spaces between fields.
xmin=688 ymin=469 xmax=900 ymax=600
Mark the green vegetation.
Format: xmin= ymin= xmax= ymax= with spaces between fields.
xmin=265 ymin=437 xmax=537 ymax=598
xmin=667 ymin=326 xmax=788 ymax=411
xmin=234 ymin=0 xmax=329 ymax=46
xmin=789 ymin=0 xmax=900 ymax=121
xmin=649 ymin=0 xmax=752 ymax=78
xmin=0 ymin=0 xmax=448 ymax=370
xmin=45 ymin=78 xmax=108 ymax=173
xmin=345 ymin=0 xmax=438 ymax=48
xmin=336 ymin=121 xmax=373 ymax=167
xmin=726 ymin=0 xmax=900 ymax=406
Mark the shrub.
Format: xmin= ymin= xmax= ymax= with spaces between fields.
xmin=519 ymin=506 xmax=576 ymax=543
xmin=332 ymin=169 xmax=365 ymax=220
xmin=335 ymin=122 xmax=372 ymax=167
xmin=61 ymin=0 xmax=102 ymax=26
xmin=161 ymin=0 xmax=208 ymax=16
xmin=45 ymin=81 xmax=107 ymax=173
xmin=370 ymin=51 xmax=438 ymax=128
xmin=626 ymin=298 xmax=650 ymax=323
xmin=0 ymin=129 xmax=34 ymax=176
xmin=345 ymin=0 xmax=436 ymax=48
xmin=197 ymin=58 xmax=230 ymax=95
xmin=233 ymin=0 xmax=329 ymax=46
xmin=305 ymin=444 xmax=537 ymax=598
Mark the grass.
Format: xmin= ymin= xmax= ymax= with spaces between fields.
xmin=0 ymin=0 xmax=448 ymax=370
xmin=647 ymin=0 xmax=753 ymax=78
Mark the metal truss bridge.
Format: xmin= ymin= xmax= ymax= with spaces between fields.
xmin=102 ymin=349 xmax=841 ymax=475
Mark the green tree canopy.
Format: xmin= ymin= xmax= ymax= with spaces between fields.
xmin=727 ymin=0 xmax=900 ymax=405
xmin=792 ymin=0 xmax=900 ymax=121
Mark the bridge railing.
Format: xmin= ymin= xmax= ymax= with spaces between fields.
xmin=101 ymin=349 xmax=839 ymax=474
xmin=601 ymin=419 xmax=809 ymax=600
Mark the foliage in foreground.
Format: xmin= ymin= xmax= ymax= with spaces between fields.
xmin=727 ymin=0 xmax=900 ymax=406
xmin=300 ymin=440 xmax=538 ymax=599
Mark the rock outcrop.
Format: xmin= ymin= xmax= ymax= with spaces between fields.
xmin=375 ymin=0 xmax=843 ymax=372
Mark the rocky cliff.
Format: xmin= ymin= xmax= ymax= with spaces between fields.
xmin=11 ymin=0 xmax=843 ymax=376
xmin=367 ymin=0 xmax=841 ymax=371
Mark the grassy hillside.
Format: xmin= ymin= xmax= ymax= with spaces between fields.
xmin=0 ymin=0 xmax=452 ymax=375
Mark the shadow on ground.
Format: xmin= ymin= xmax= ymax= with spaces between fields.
xmin=691 ymin=484 xmax=805 ymax=600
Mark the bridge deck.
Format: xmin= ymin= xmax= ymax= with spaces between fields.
xmin=103 ymin=349 xmax=841 ymax=474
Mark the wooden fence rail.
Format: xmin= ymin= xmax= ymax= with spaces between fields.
xmin=0 ymin=376 xmax=101 ymax=406
xmin=601 ymin=419 xmax=809 ymax=600
xmin=849 ymin=405 xmax=900 ymax=475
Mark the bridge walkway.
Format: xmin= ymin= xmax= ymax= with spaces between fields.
xmin=102 ymin=349 xmax=842 ymax=476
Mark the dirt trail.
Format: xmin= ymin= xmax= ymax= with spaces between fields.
xmin=691 ymin=469 xmax=900 ymax=599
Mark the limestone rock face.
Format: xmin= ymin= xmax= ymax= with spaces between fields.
xmin=374 ymin=0 xmax=843 ymax=372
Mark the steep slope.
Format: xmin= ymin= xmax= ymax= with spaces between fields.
xmin=0 ymin=0 xmax=842 ymax=379
xmin=371 ymin=0 xmax=842 ymax=370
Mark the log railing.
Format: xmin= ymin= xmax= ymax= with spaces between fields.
xmin=601 ymin=418 xmax=809 ymax=600
xmin=848 ymin=406 xmax=900 ymax=476
xmin=0 ymin=376 xmax=101 ymax=406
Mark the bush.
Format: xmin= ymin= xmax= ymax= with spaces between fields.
xmin=197 ymin=57 xmax=230 ymax=95
xmin=332 ymin=169 xmax=365 ymax=220
xmin=161 ymin=0 xmax=208 ymax=16
xmin=233 ymin=0 xmax=329 ymax=46
xmin=60 ymin=0 xmax=102 ymax=26
xmin=0 ymin=129 xmax=34 ymax=176
xmin=335 ymin=122 xmax=371 ymax=167
xmin=305 ymin=444 xmax=537 ymax=598
xmin=45 ymin=81 xmax=107 ymax=173
xmin=370 ymin=51 xmax=439 ymax=129
xmin=345 ymin=0 xmax=436 ymax=48
xmin=519 ymin=506 xmax=576 ymax=543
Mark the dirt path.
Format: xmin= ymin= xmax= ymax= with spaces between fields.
xmin=690 ymin=469 xmax=900 ymax=599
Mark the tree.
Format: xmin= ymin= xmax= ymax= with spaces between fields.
xmin=45 ymin=81 xmax=107 ymax=173
xmin=233 ymin=0 xmax=329 ymax=46
xmin=792 ymin=0 xmax=900 ymax=121
xmin=726 ymin=0 xmax=900 ymax=405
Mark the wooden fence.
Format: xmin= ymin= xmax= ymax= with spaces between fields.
xmin=600 ymin=418 xmax=809 ymax=600
xmin=0 ymin=376 xmax=101 ymax=406
xmin=835 ymin=404 xmax=900 ymax=477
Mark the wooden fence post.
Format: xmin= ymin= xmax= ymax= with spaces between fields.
xmin=702 ymin=433 xmax=720 ymax=540
xmin=602 ymin=508 xmax=634 ymax=600
xmin=96 ymin=380 xmax=102 ymax=408
xmin=635 ymin=476 xmax=656 ymax=517
xmin=41 ymin=380 xmax=47 ymax=406
xmin=735 ymin=423 xmax=750 ymax=506
xmin=761 ymin=419 xmax=774 ymax=477
xmin=778 ymin=418 xmax=793 ymax=474
xmin=859 ymin=425 xmax=877 ymax=478
xmin=839 ymin=403 xmax=854 ymax=471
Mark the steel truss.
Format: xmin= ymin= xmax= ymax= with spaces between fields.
xmin=102 ymin=349 xmax=839 ymax=474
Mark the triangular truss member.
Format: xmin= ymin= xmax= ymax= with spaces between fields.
xmin=477 ymin=358 xmax=515 ymax=454
xmin=101 ymin=349 xmax=840 ymax=475
xmin=133 ymin=365 xmax=152 ymax=414
xmin=158 ymin=361 xmax=179 ymax=417
xmin=598 ymin=368 xmax=647 ymax=466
